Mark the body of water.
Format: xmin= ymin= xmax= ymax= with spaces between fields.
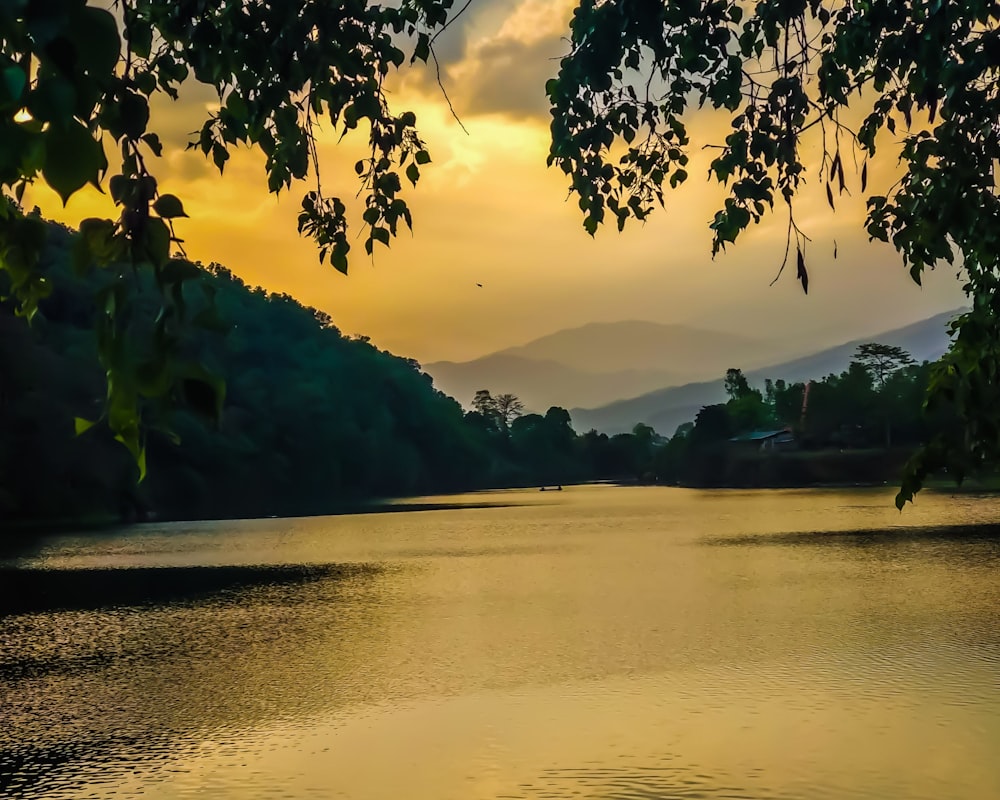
xmin=2 ymin=486 xmax=1000 ymax=799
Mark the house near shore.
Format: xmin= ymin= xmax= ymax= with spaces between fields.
xmin=729 ymin=428 xmax=796 ymax=452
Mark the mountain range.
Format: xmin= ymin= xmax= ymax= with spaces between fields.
xmin=425 ymin=321 xmax=809 ymax=411
xmin=423 ymin=309 xmax=963 ymax=435
xmin=570 ymin=309 xmax=963 ymax=435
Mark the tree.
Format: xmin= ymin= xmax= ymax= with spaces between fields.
xmin=470 ymin=389 xmax=524 ymax=430
xmin=691 ymin=404 xmax=732 ymax=445
xmin=773 ymin=380 xmax=805 ymax=430
xmin=545 ymin=1 xmax=1000 ymax=506
xmin=724 ymin=368 xmax=752 ymax=401
xmin=509 ymin=406 xmax=580 ymax=484
xmin=472 ymin=390 xmax=497 ymax=418
xmin=853 ymin=344 xmax=915 ymax=390
xmin=1 ymin=225 xmax=501 ymax=523
xmin=673 ymin=421 xmax=695 ymax=440
xmin=0 ymin=0 xmax=457 ymax=464
xmin=493 ymin=393 xmax=525 ymax=429
xmin=848 ymin=343 xmax=915 ymax=450
xmin=723 ymin=368 xmax=768 ymax=432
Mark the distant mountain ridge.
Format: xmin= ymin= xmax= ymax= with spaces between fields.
xmin=569 ymin=308 xmax=964 ymax=435
xmin=495 ymin=320 xmax=778 ymax=373
xmin=425 ymin=320 xmax=808 ymax=411
xmin=425 ymin=354 xmax=679 ymax=411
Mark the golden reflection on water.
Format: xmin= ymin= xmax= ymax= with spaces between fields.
xmin=2 ymin=486 xmax=1000 ymax=799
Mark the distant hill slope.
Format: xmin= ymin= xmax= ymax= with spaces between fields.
xmin=496 ymin=320 xmax=777 ymax=373
xmin=424 ymin=354 xmax=678 ymax=412
xmin=570 ymin=309 xmax=964 ymax=435
xmin=424 ymin=320 xmax=804 ymax=411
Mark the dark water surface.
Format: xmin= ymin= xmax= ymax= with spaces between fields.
xmin=2 ymin=486 xmax=1000 ymax=799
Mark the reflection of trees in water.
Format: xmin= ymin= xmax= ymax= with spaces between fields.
xmin=0 ymin=564 xmax=368 ymax=615
xmin=0 ymin=564 xmax=386 ymax=797
xmin=704 ymin=523 xmax=1000 ymax=567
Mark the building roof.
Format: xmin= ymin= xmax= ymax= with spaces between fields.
xmin=729 ymin=429 xmax=793 ymax=443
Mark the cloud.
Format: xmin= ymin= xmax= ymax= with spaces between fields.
xmin=25 ymin=0 xmax=969 ymax=369
xmin=400 ymin=0 xmax=573 ymax=121
xmin=450 ymin=34 xmax=564 ymax=118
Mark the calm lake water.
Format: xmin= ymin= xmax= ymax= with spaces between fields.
xmin=3 ymin=486 xmax=1000 ymax=800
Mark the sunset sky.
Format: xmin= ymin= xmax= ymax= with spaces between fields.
xmin=29 ymin=0 xmax=966 ymax=365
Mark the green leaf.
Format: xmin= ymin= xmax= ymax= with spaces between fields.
xmin=76 ymin=217 xmax=121 ymax=270
xmin=796 ymin=247 xmax=809 ymax=294
xmin=126 ymin=19 xmax=154 ymax=59
xmin=331 ymin=245 xmax=349 ymax=275
xmin=74 ymin=416 xmax=97 ymax=436
xmin=42 ymin=120 xmax=103 ymax=204
xmin=415 ymin=150 xmax=431 ymax=165
xmin=405 ymin=163 xmax=420 ymax=186
xmin=28 ymin=75 xmax=76 ymax=124
xmin=413 ymin=34 xmax=430 ymax=63
xmin=73 ymin=7 xmax=121 ymax=78
xmin=142 ymin=217 xmax=172 ymax=266
xmin=226 ymin=92 xmax=249 ymax=122
xmin=153 ymin=194 xmax=188 ymax=219
xmin=1 ymin=65 xmax=26 ymax=104
xmin=142 ymin=133 xmax=163 ymax=156
xmin=118 ymin=92 xmax=150 ymax=139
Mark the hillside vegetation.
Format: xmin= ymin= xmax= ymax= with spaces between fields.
xmin=0 ymin=221 xmax=661 ymax=525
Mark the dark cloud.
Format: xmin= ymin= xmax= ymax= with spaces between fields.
xmin=429 ymin=0 xmax=510 ymax=68
xmin=457 ymin=33 xmax=565 ymax=119
xmin=398 ymin=0 xmax=570 ymax=120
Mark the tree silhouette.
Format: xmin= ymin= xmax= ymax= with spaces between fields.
xmin=853 ymin=343 xmax=915 ymax=390
xmin=724 ymin=369 xmax=753 ymax=401
xmin=493 ymin=393 xmax=525 ymax=429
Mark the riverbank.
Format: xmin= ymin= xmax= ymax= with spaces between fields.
xmin=664 ymin=448 xmax=906 ymax=490
xmin=6 ymin=463 xmax=997 ymax=539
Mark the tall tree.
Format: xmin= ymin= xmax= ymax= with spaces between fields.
xmin=853 ymin=343 xmax=915 ymax=390
xmin=472 ymin=390 xmax=497 ymax=418
xmin=724 ymin=368 xmax=753 ymax=401
xmin=493 ymin=393 xmax=526 ymax=429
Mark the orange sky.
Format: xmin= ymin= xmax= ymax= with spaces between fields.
xmin=28 ymin=0 xmax=966 ymax=365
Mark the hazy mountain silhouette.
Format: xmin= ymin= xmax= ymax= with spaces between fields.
xmin=425 ymin=354 xmax=679 ymax=411
xmin=496 ymin=321 xmax=776 ymax=372
xmin=425 ymin=321 xmax=796 ymax=410
xmin=570 ymin=309 xmax=964 ymax=435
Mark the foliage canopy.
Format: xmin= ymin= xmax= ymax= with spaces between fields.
xmin=1 ymin=222 xmax=650 ymax=522
xmin=546 ymin=0 xmax=1000 ymax=506
xmin=0 ymin=0 xmax=456 ymax=464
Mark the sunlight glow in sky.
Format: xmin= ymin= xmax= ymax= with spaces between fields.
xmin=28 ymin=0 xmax=966 ymax=364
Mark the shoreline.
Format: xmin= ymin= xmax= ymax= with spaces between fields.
xmin=5 ymin=478 xmax=998 ymax=539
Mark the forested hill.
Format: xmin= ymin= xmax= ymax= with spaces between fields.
xmin=0 ymin=222 xmax=492 ymax=523
xmin=3 ymin=221 xmax=673 ymax=526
